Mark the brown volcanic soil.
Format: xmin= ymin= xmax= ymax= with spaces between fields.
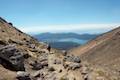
xmin=69 ymin=26 xmax=120 ymax=70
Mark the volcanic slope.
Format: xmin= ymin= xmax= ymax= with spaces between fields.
xmin=69 ymin=26 xmax=120 ymax=70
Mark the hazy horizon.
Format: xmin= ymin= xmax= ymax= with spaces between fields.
xmin=0 ymin=0 xmax=120 ymax=34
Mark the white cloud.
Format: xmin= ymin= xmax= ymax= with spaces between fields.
xmin=18 ymin=23 xmax=120 ymax=34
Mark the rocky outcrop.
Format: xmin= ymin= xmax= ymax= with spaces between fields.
xmin=0 ymin=45 xmax=25 ymax=71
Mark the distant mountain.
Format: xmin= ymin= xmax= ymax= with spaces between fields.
xmin=34 ymin=32 xmax=98 ymax=41
xmin=34 ymin=33 xmax=98 ymax=50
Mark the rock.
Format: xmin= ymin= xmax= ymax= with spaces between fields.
xmin=31 ymin=71 xmax=40 ymax=78
xmin=48 ymin=66 xmax=55 ymax=72
xmin=0 ymin=45 xmax=25 ymax=71
xmin=53 ymin=59 xmax=61 ymax=64
xmin=28 ymin=44 xmax=36 ymax=49
xmin=40 ymin=60 xmax=48 ymax=67
xmin=63 ymin=62 xmax=69 ymax=69
xmin=17 ymin=71 xmax=30 ymax=77
xmin=16 ymin=71 xmax=30 ymax=80
xmin=30 ymin=60 xmax=48 ymax=70
xmin=64 ymin=55 xmax=73 ymax=62
xmin=30 ymin=49 xmax=38 ymax=52
xmin=0 ymin=39 xmax=7 ymax=45
xmin=31 ymin=61 xmax=43 ymax=70
xmin=64 ymin=55 xmax=81 ymax=63
xmin=60 ymin=77 xmax=69 ymax=80
xmin=61 ymin=50 xmax=67 ymax=56
xmin=73 ymin=56 xmax=81 ymax=63
xmin=8 ymin=39 xmax=24 ymax=45
xmin=63 ymin=62 xmax=81 ymax=70
xmin=68 ymin=63 xmax=81 ymax=70
xmin=81 ymin=66 xmax=89 ymax=75
xmin=59 ymin=69 xmax=62 ymax=73
xmin=38 ymin=49 xmax=47 ymax=54
xmin=8 ymin=22 xmax=13 ymax=26
xmin=23 ymin=53 xmax=31 ymax=59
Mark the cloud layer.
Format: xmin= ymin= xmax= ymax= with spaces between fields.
xmin=19 ymin=23 xmax=120 ymax=34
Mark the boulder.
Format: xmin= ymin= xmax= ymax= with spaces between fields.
xmin=64 ymin=55 xmax=81 ymax=63
xmin=0 ymin=45 xmax=25 ymax=71
xmin=30 ymin=60 xmax=48 ymax=70
xmin=8 ymin=22 xmax=13 ymax=26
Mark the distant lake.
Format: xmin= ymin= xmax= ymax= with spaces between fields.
xmin=58 ymin=38 xmax=88 ymax=45
xmin=42 ymin=38 xmax=89 ymax=45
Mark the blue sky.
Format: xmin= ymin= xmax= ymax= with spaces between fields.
xmin=0 ymin=0 xmax=120 ymax=34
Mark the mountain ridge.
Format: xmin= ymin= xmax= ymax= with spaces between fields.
xmin=69 ymin=26 xmax=120 ymax=70
xmin=34 ymin=32 xmax=98 ymax=40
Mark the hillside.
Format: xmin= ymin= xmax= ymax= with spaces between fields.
xmin=69 ymin=26 xmax=120 ymax=70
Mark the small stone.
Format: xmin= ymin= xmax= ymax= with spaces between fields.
xmin=73 ymin=56 xmax=81 ymax=63
xmin=17 ymin=71 xmax=29 ymax=77
xmin=69 ymin=63 xmax=81 ymax=70
xmin=31 ymin=71 xmax=40 ymax=78
xmin=62 ymin=50 xmax=67 ymax=56
xmin=59 ymin=69 xmax=62 ymax=73
xmin=48 ymin=67 xmax=55 ymax=72
xmin=53 ymin=59 xmax=61 ymax=64
xmin=81 ymin=66 xmax=89 ymax=75
xmin=17 ymin=71 xmax=30 ymax=80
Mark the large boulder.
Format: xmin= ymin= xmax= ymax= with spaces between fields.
xmin=0 ymin=45 xmax=25 ymax=71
